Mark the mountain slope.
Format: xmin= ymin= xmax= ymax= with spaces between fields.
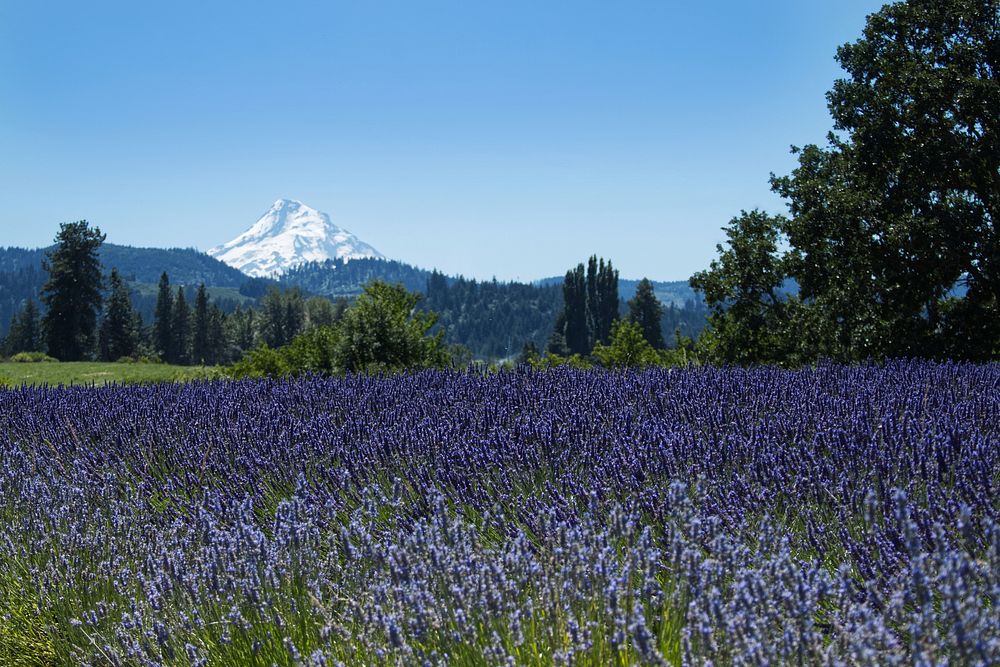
xmin=0 ymin=244 xmax=253 ymax=337
xmin=209 ymin=199 xmax=384 ymax=277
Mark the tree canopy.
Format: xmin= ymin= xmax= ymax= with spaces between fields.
xmin=41 ymin=221 xmax=106 ymax=361
xmin=692 ymin=0 xmax=1000 ymax=363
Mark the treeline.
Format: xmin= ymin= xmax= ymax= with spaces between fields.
xmin=0 ymin=244 xmax=253 ymax=342
xmin=422 ymin=271 xmax=563 ymax=359
xmin=281 ymin=257 xmax=430 ymax=296
xmin=0 ymin=223 xmax=348 ymax=365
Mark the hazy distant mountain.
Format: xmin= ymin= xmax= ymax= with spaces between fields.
xmin=209 ymin=199 xmax=384 ymax=277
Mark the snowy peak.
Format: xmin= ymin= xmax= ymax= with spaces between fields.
xmin=208 ymin=199 xmax=384 ymax=277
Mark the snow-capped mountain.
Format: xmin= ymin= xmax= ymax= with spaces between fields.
xmin=208 ymin=199 xmax=384 ymax=277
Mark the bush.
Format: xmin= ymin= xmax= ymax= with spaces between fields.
xmin=8 ymin=352 xmax=57 ymax=363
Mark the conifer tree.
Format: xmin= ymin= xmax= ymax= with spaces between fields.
xmin=153 ymin=272 xmax=173 ymax=362
xmin=99 ymin=268 xmax=139 ymax=361
xmin=207 ymin=304 xmax=227 ymax=365
xmin=171 ymin=287 xmax=191 ymax=365
xmin=192 ymin=284 xmax=210 ymax=364
xmin=3 ymin=299 xmax=42 ymax=356
xmin=628 ymin=278 xmax=666 ymax=349
xmin=40 ymin=221 xmax=105 ymax=360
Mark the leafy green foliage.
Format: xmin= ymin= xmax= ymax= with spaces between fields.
xmin=693 ymin=0 xmax=1000 ymax=364
xmin=690 ymin=210 xmax=797 ymax=365
xmin=228 ymin=282 xmax=447 ymax=377
xmin=7 ymin=352 xmax=57 ymax=363
xmin=334 ymin=281 xmax=447 ymax=373
xmin=592 ymin=320 xmax=662 ymax=368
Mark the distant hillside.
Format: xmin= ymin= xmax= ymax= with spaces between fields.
xmin=278 ymin=260 xmax=562 ymax=359
xmin=0 ymin=244 xmax=252 ymax=336
xmin=1 ymin=244 xmax=708 ymax=358
xmin=279 ymin=257 xmax=433 ymax=296
xmin=0 ymin=244 xmax=249 ymax=286
xmin=279 ymin=260 xmax=707 ymax=358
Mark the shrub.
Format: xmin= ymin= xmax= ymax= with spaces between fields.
xmin=8 ymin=352 xmax=58 ymax=363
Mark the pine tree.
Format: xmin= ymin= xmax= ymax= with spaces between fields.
xmin=207 ymin=304 xmax=227 ymax=365
xmin=153 ymin=272 xmax=173 ymax=362
xmin=192 ymin=284 xmax=210 ymax=365
xmin=99 ymin=268 xmax=139 ymax=361
xmin=171 ymin=287 xmax=191 ymax=365
xmin=40 ymin=221 xmax=106 ymax=360
xmin=628 ymin=278 xmax=666 ymax=349
xmin=3 ymin=299 xmax=42 ymax=356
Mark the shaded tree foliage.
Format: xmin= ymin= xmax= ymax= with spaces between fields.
xmin=153 ymin=273 xmax=173 ymax=361
xmin=693 ymin=0 xmax=1000 ymax=363
xmin=171 ymin=287 xmax=191 ymax=365
xmin=628 ymin=278 xmax=666 ymax=349
xmin=553 ymin=256 xmax=620 ymax=355
xmin=3 ymin=299 xmax=42 ymax=356
xmin=99 ymin=268 xmax=139 ymax=361
xmin=41 ymin=221 xmax=106 ymax=361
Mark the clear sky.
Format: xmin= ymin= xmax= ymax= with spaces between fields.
xmin=0 ymin=0 xmax=885 ymax=282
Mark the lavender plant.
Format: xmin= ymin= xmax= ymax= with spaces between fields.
xmin=0 ymin=361 xmax=997 ymax=665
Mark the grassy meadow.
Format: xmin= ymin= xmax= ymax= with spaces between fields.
xmin=0 ymin=360 xmax=221 ymax=386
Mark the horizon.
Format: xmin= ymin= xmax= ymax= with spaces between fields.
xmin=1 ymin=1 xmax=885 ymax=282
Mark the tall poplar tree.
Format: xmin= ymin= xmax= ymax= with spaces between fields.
xmin=41 ymin=221 xmax=106 ymax=361
xmin=561 ymin=264 xmax=589 ymax=355
xmin=555 ymin=256 xmax=620 ymax=355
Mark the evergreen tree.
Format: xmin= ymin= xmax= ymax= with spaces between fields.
xmin=207 ymin=304 xmax=227 ymax=365
xmin=40 ymin=221 xmax=105 ymax=360
xmin=192 ymin=284 xmax=210 ymax=364
xmin=561 ymin=264 xmax=589 ymax=355
xmin=3 ymin=300 xmax=42 ymax=356
xmin=99 ymin=268 xmax=139 ymax=361
xmin=628 ymin=278 xmax=666 ymax=349
xmin=153 ymin=272 xmax=173 ymax=362
xmin=171 ymin=287 xmax=191 ymax=365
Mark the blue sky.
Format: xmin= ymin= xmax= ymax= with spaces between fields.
xmin=0 ymin=0 xmax=884 ymax=282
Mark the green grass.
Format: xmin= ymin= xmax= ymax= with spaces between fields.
xmin=0 ymin=361 xmax=221 ymax=386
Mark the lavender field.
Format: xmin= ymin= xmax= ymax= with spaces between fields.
xmin=1 ymin=362 xmax=999 ymax=666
